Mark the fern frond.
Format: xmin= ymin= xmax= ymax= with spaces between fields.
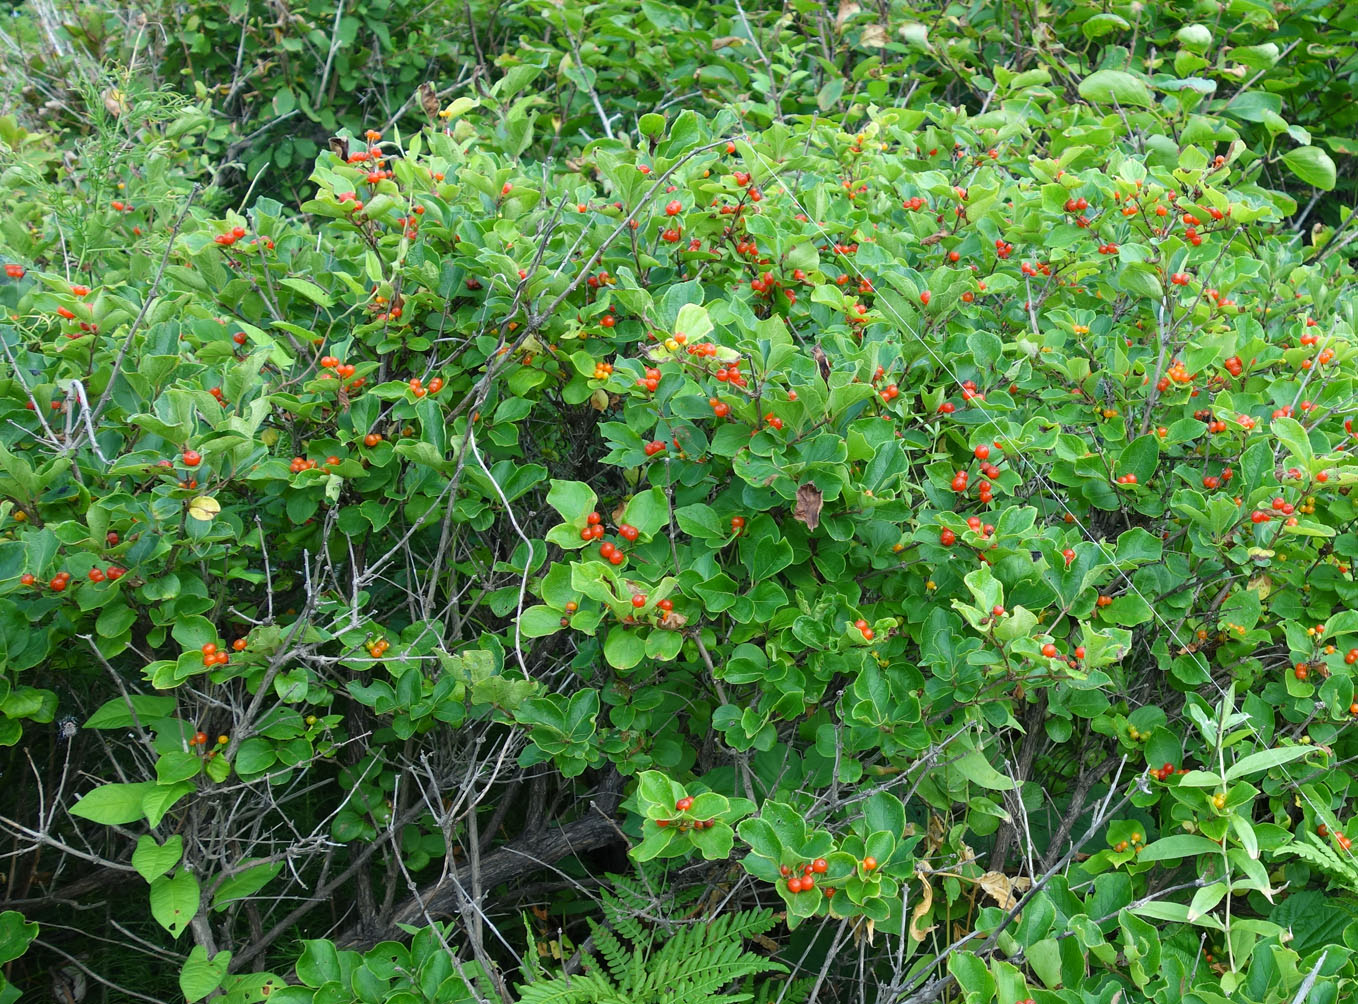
xmin=1276 ymin=832 xmax=1358 ymax=888
xmin=598 ymin=886 xmax=649 ymax=952
xmin=750 ymin=974 xmax=814 ymax=1004
xmin=586 ymin=916 xmax=632 ymax=988
xmin=517 ymin=874 xmax=787 ymax=1004
xmin=658 ymin=956 xmax=781 ymax=1003
xmin=516 ymin=969 xmax=615 ymax=1004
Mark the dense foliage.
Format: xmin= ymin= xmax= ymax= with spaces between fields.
xmin=1 ymin=2 xmax=1358 ymax=1003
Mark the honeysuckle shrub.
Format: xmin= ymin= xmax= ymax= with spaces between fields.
xmin=1 ymin=22 xmax=1358 ymax=1004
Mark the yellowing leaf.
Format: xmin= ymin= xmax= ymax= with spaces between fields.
xmin=188 ymin=496 xmax=221 ymax=522
xmin=978 ymin=871 xmax=1017 ymax=909
xmin=909 ymin=872 xmax=935 ymax=942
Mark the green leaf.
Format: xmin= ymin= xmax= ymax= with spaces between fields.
xmin=1281 ymin=147 xmax=1337 ymax=191
xmin=1116 ymin=263 xmax=1164 ymax=301
xmin=1135 ymin=834 xmax=1226 ymax=863
xmin=179 ymin=945 xmax=231 ymax=1003
xmin=631 ymin=823 xmax=678 ymax=861
xmin=622 ymin=487 xmax=669 ymax=538
xmin=70 ymin=781 xmax=156 ymax=824
xmin=132 ymin=835 xmax=184 ymax=882
xmin=674 ymin=302 xmax=713 ymax=342
xmin=279 ymin=277 xmax=334 ymax=307
xmin=545 ymin=480 xmax=597 ymax=523
xmin=144 ymin=781 xmax=195 ymax=828
xmin=1081 ymin=12 xmax=1129 ymax=37
xmin=603 ymin=628 xmax=646 ymax=670
xmin=1117 ymin=435 xmax=1160 ymax=484
xmin=1078 ymin=70 xmax=1152 ymax=107
xmin=952 ymin=749 xmax=1017 ymax=790
xmin=150 ymin=871 xmax=200 ymax=938
xmin=519 ymin=605 xmax=566 ymax=638
xmin=212 ymin=862 xmax=282 ymax=911
xmin=85 ymin=695 xmax=177 ymax=729
xmin=156 ymin=751 xmax=203 ymax=785
xmin=0 ymin=911 xmax=38 ymax=966
xmin=1271 ymin=416 xmax=1314 ymax=467
xmin=948 ymin=951 xmax=996 ymax=1001
xmin=296 ymin=940 xmax=342 ymax=988
xmin=1177 ymin=24 xmax=1212 ymax=51
xmin=1224 ymin=745 xmax=1315 ymax=781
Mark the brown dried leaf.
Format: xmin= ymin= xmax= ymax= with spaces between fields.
xmin=659 ymin=610 xmax=689 ymax=630
xmin=926 ymin=813 xmax=947 ymax=853
xmin=978 ymin=871 xmax=1017 ymax=910
xmin=589 ymin=388 xmax=610 ymax=412
xmin=102 ymin=88 xmax=129 ymax=117
xmin=920 ymin=230 xmax=949 ymax=246
xmin=710 ymin=36 xmax=747 ymax=49
xmin=909 ymin=873 xmax=935 ymax=942
xmin=812 ymin=344 xmax=831 ymax=382
xmin=793 ymin=483 xmax=823 ymax=531
xmin=859 ymin=23 xmax=888 ymax=47
xmin=328 ymin=135 xmax=350 ymax=162
xmin=419 ymin=81 xmax=440 ymax=120
xmin=835 ymin=0 xmax=862 ymax=31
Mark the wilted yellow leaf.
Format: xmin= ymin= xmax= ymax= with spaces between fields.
xmin=859 ymin=23 xmax=888 ymax=47
xmin=188 ymin=496 xmax=221 ymax=522
xmin=978 ymin=871 xmax=1017 ymax=909
xmin=909 ymin=873 xmax=935 ymax=942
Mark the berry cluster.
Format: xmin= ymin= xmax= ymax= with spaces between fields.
xmin=213 ymin=225 xmax=248 ymax=247
xmin=780 ymin=858 xmax=829 ymax=894
xmin=200 ymin=642 xmax=230 ymax=668
xmin=654 ymin=796 xmax=714 ymax=831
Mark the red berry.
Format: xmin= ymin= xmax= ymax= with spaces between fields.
xmin=182 ymin=449 xmax=201 ymax=467
xmin=631 ymin=594 xmax=647 ymax=608
xmin=675 ymin=796 xmax=693 ymax=811
xmin=787 ymin=877 xmax=804 ymax=893
xmin=812 ymin=858 xmax=828 ymax=873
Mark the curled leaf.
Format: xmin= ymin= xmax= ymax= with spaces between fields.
xmin=909 ymin=873 xmax=935 ymax=941
xmin=978 ymin=870 xmax=1017 ymax=909
xmin=419 ymin=81 xmax=440 ymax=120
xmin=793 ymin=483 xmax=823 ymax=531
